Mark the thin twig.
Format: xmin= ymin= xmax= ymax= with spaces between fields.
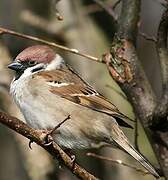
xmin=20 ymin=10 xmax=63 ymax=37
xmin=112 ymin=0 xmax=122 ymax=10
xmin=134 ymin=118 xmax=139 ymax=151
xmin=0 ymin=27 xmax=101 ymax=63
xmin=49 ymin=115 xmax=71 ymax=135
xmin=92 ymin=0 xmax=118 ymax=21
xmin=52 ymin=0 xmax=63 ymax=21
xmin=87 ymin=153 xmax=150 ymax=176
xmin=83 ymin=1 xmax=120 ymax=15
xmin=83 ymin=2 xmax=112 ymax=15
xmin=0 ymin=111 xmax=98 ymax=180
xmin=139 ymin=32 xmax=157 ymax=42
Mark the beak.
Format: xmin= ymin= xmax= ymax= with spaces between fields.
xmin=8 ymin=61 xmax=24 ymax=71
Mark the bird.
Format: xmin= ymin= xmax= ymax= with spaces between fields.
xmin=8 ymin=45 xmax=159 ymax=178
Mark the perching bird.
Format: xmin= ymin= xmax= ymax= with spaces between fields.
xmin=8 ymin=45 xmax=159 ymax=178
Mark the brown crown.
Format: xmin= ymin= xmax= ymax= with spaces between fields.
xmin=16 ymin=45 xmax=55 ymax=63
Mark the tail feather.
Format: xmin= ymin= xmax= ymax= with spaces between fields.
xmin=110 ymin=121 xmax=159 ymax=178
xmin=113 ymin=138 xmax=160 ymax=178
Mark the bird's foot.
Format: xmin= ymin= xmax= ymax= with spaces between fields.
xmin=29 ymin=139 xmax=34 ymax=149
xmin=70 ymin=154 xmax=76 ymax=169
xmin=43 ymin=131 xmax=54 ymax=146
xmin=28 ymin=129 xmax=53 ymax=149
xmin=28 ymin=115 xmax=71 ymax=148
xmin=64 ymin=148 xmax=76 ymax=169
xmin=57 ymin=155 xmax=75 ymax=170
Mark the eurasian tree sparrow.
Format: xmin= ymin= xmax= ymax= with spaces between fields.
xmin=8 ymin=45 xmax=159 ymax=178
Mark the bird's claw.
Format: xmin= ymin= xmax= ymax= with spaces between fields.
xmin=28 ymin=115 xmax=71 ymax=147
xmin=70 ymin=154 xmax=76 ymax=169
xmin=28 ymin=130 xmax=54 ymax=147
xmin=64 ymin=148 xmax=76 ymax=169
xmin=70 ymin=154 xmax=76 ymax=162
xmin=29 ymin=140 xmax=34 ymax=149
xmin=42 ymin=133 xmax=54 ymax=146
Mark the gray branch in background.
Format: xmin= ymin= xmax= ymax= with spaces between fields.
xmin=117 ymin=0 xmax=140 ymax=42
xmin=103 ymin=0 xmax=168 ymax=178
xmin=153 ymin=6 xmax=168 ymax=129
xmin=91 ymin=0 xmax=118 ymax=21
xmin=151 ymin=5 xmax=168 ymax=178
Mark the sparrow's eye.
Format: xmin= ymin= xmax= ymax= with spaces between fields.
xmin=28 ymin=61 xmax=37 ymax=66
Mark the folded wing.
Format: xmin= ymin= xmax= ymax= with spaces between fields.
xmin=35 ymin=68 xmax=133 ymax=128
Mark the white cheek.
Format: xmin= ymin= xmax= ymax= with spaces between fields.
xmin=46 ymin=54 xmax=65 ymax=70
xmin=22 ymin=63 xmax=44 ymax=78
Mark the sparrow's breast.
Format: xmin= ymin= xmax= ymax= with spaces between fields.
xmin=10 ymin=74 xmax=67 ymax=129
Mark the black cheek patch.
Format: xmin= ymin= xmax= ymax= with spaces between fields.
xmin=14 ymin=71 xmax=24 ymax=81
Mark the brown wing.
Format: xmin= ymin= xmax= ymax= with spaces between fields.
xmin=35 ymin=68 xmax=133 ymax=128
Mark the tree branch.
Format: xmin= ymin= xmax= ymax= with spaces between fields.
xmin=112 ymin=0 xmax=121 ymax=10
xmin=0 ymin=27 xmax=100 ymax=63
xmin=134 ymin=118 xmax=139 ymax=151
xmin=20 ymin=10 xmax=65 ymax=42
xmin=82 ymin=1 xmax=120 ymax=15
xmin=0 ymin=111 xmax=98 ymax=180
xmin=52 ymin=0 xmax=63 ymax=21
xmin=87 ymin=153 xmax=151 ymax=176
xmin=91 ymin=0 xmax=118 ymax=21
xmin=117 ymin=0 xmax=140 ymax=42
xmin=152 ymin=6 xmax=168 ymax=130
xmin=139 ymin=32 xmax=157 ymax=43
xmin=103 ymin=0 xmax=168 ymax=177
xmin=150 ymin=5 xmax=168 ymax=178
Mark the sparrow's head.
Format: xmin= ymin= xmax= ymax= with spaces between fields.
xmin=8 ymin=45 xmax=65 ymax=80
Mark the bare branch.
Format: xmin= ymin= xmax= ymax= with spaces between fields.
xmin=48 ymin=115 xmax=71 ymax=136
xmin=117 ymin=0 xmax=140 ymax=42
xmin=82 ymin=1 xmax=120 ymax=15
xmin=105 ymin=0 xmax=168 ymax=177
xmin=139 ymin=32 xmax=157 ymax=43
xmin=134 ymin=118 xmax=139 ymax=151
xmin=112 ymin=0 xmax=122 ymax=10
xmin=20 ymin=10 xmax=64 ymax=38
xmin=0 ymin=27 xmax=101 ymax=63
xmin=152 ymin=6 xmax=168 ymax=128
xmin=87 ymin=153 xmax=150 ymax=176
xmin=0 ymin=111 xmax=98 ymax=180
xmin=52 ymin=0 xmax=63 ymax=21
xmin=91 ymin=0 xmax=118 ymax=21
xmin=149 ymin=6 xmax=168 ymax=178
